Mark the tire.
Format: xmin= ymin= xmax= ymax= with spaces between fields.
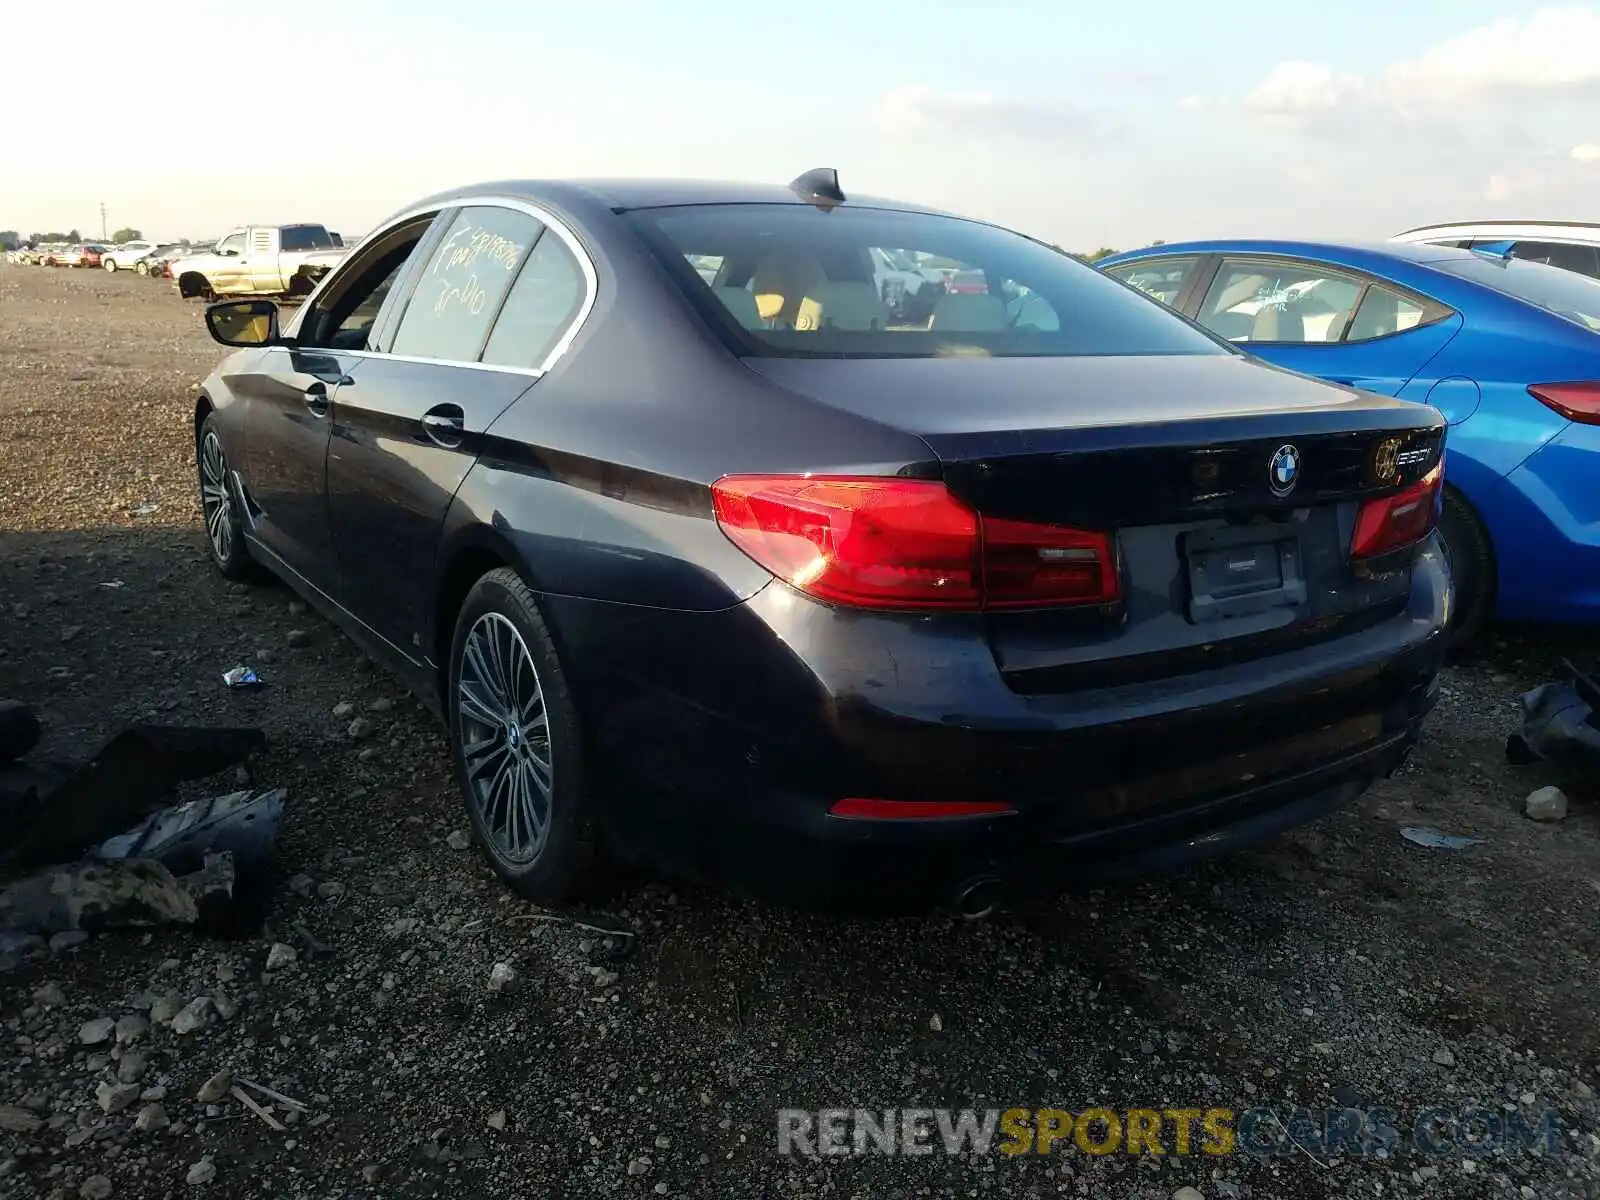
xmin=104 ymin=257 xmax=118 ymax=272
xmin=448 ymin=568 xmax=597 ymax=903
xmin=197 ymin=415 xmax=255 ymax=580
xmin=1436 ymin=485 xmax=1494 ymax=649
xmin=135 ymin=260 xmax=150 ymax=276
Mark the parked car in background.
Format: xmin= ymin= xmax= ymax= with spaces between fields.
xmin=78 ymin=245 xmax=107 ymax=269
xmin=1099 ymin=238 xmax=1600 ymax=643
xmin=1392 ymin=222 xmax=1600 ymax=281
xmin=191 ymin=172 xmax=1447 ymax=913
xmin=144 ymin=245 xmax=192 ymax=279
xmin=101 ymin=240 xmax=160 ymax=271
xmin=171 ymin=224 xmax=348 ymax=300
xmin=45 ymin=245 xmax=84 ymax=267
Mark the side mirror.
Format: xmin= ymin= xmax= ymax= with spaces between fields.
xmin=206 ymin=299 xmax=280 ymax=348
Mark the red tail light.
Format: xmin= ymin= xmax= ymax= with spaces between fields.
xmin=1350 ymin=460 xmax=1445 ymax=559
xmin=709 ymin=475 xmax=1119 ymax=611
xmin=1528 ymin=381 xmax=1600 ymax=425
xmin=829 ymin=798 xmax=1016 ymax=820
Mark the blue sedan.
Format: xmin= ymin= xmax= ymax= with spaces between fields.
xmin=1097 ymin=240 xmax=1600 ymax=641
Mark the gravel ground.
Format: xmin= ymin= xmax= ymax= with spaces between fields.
xmin=2 ymin=263 xmax=1600 ymax=1200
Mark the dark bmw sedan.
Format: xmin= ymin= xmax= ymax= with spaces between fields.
xmin=194 ymin=169 xmax=1450 ymax=915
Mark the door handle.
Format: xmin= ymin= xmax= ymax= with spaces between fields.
xmin=421 ymin=405 xmax=465 ymax=448
xmin=303 ymin=381 xmax=329 ymax=417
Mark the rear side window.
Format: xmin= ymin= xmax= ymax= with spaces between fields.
xmin=628 ymin=204 xmax=1227 ymax=359
xmin=390 ymin=206 xmax=543 ymax=362
xmin=1197 ymin=260 xmax=1363 ymax=343
xmin=1344 ymin=285 xmax=1429 ymax=342
xmin=1104 ymin=257 xmax=1200 ymax=306
xmin=481 ymin=232 xmax=586 ymax=369
xmin=281 ymin=226 xmax=335 ymax=252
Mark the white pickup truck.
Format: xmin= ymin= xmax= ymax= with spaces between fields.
xmin=172 ymin=224 xmax=347 ymax=300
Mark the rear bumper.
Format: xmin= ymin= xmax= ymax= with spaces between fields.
xmin=551 ymin=542 xmax=1449 ymax=912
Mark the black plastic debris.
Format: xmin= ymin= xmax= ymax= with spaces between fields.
xmin=1507 ymin=659 xmax=1600 ymax=774
xmin=0 ymin=701 xmax=41 ymax=767
xmin=5 ymin=724 xmax=266 ymax=867
xmin=96 ymin=788 xmax=286 ymax=878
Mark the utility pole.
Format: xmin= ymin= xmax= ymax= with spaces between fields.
xmin=100 ymin=202 xmax=107 ymax=242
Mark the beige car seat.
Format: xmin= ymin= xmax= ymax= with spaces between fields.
xmin=751 ymin=249 xmax=825 ymax=327
xmin=795 ymin=282 xmax=890 ymax=331
xmin=929 ymin=292 xmax=1010 ymax=331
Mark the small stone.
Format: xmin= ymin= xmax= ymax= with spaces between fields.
xmin=32 ymin=982 xmax=65 ymax=1007
xmin=487 ymin=1110 xmax=506 ymax=1131
xmin=367 ymin=697 xmax=393 ymax=713
xmin=186 ymin=1160 xmax=217 ymax=1186
xmin=149 ymin=994 xmax=183 ymax=1025
xmin=1433 ymin=1048 xmax=1456 ymax=1067
xmin=1525 ymin=785 xmax=1570 ymax=822
xmin=488 ymin=962 xmax=518 ymax=992
xmin=254 ymin=648 xmax=275 ymax=664
xmin=654 ymin=1185 xmax=668 ymax=1196
xmin=212 ymin=993 xmax=238 ymax=1022
xmin=115 ymin=1014 xmax=149 ymax=1044
xmin=265 ymin=943 xmax=298 ymax=972
xmin=287 ymin=874 xmax=316 ymax=897
xmin=61 ymin=625 xmax=84 ymax=644
xmin=347 ymin=717 xmax=374 ymax=739
xmin=134 ymin=1103 xmax=169 ymax=1133
xmin=51 ymin=930 xmax=90 ymax=952
xmin=116 ymin=1053 xmax=148 ymax=1084
xmin=140 ymin=1086 xmax=167 ymax=1102
xmin=0 ymin=1106 xmax=42 ymax=1133
xmin=170 ymin=997 xmax=213 ymax=1036
xmin=332 ymin=701 xmax=354 ymax=718
xmin=654 ymin=1134 xmax=671 ymax=1149
xmin=285 ymin=629 xmax=311 ymax=647
xmin=627 ymin=1157 xmax=651 ymax=1176
xmin=446 ymin=829 xmax=471 ymax=851
xmin=196 ymin=1070 xmax=233 ymax=1104
xmin=79 ymin=1176 xmax=112 ymax=1200
xmin=96 ymin=1081 xmax=140 ymax=1114
xmin=287 ymin=600 xmax=306 ymax=616
xmin=1172 ymin=1189 xmax=1207 ymax=1200
xmin=316 ymin=881 xmax=345 ymax=900
xmin=361 ymin=1165 xmax=383 ymax=1184
xmin=80 ymin=1018 xmax=116 ymax=1045
xmin=928 ymin=1014 xmax=943 ymax=1032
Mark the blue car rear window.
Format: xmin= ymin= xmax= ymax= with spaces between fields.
xmin=1429 ymin=254 xmax=1600 ymax=332
xmin=628 ymin=204 xmax=1231 ymax=359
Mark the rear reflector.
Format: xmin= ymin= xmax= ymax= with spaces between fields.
xmin=1528 ymin=381 xmax=1600 ymax=426
xmin=710 ymin=475 xmax=1118 ymax=611
xmin=828 ymin=798 xmax=1016 ymax=820
xmin=1350 ymin=460 xmax=1444 ymax=559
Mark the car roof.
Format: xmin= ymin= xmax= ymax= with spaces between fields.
xmin=1393 ymin=219 xmax=1600 ymax=240
xmin=400 ymin=177 xmax=957 ymax=218
xmin=1100 ymin=238 xmax=1485 ymax=266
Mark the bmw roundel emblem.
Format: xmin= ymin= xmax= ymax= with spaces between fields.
xmin=1268 ymin=444 xmax=1301 ymax=497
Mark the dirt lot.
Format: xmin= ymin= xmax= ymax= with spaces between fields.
xmin=2 ymin=263 xmax=1600 ymax=1200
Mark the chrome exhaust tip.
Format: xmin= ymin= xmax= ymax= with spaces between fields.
xmin=953 ymin=875 xmax=1005 ymax=921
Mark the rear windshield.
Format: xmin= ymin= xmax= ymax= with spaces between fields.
xmin=628 ymin=204 xmax=1229 ymax=358
xmin=1428 ymin=253 xmax=1600 ymax=332
xmin=281 ymin=225 xmax=335 ymax=252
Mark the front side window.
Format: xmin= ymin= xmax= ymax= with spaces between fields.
xmin=216 ymin=232 xmax=246 ymax=256
xmin=299 ymin=216 xmax=438 ymax=352
xmin=481 ymin=231 xmax=586 ymax=369
xmin=629 ymin=204 xmax=1227 ymax=359
xmin=389 ymin=206 xmax=542 ymax=362
xmin=1197 ymin=260 xmax=1364 ymax=343
xmin=1105 ymin=257 xmax=1200 ymax=307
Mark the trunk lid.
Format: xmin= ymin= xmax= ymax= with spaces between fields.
xmin=743 ymin=353 xmax=1446 ymax=691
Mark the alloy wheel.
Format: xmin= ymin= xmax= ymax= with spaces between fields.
xmin=457 ymin=612 xmax=554 ymax=864
xmin=199 ymin=430 xmax=234 ymax=563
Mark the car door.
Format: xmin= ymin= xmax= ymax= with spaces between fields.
xmin=1189 ymin=256 xmax=1461 ymax=398
xmin=325 ymin=202 xmax=588 ymax=661
xmin=232 ymin=226 xmax=435 ymax=600
xmin=209 ymin=229 xmax=249 ymax=292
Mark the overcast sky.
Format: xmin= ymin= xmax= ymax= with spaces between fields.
xmin=5 ymin=1 xmax=1597 ymax=248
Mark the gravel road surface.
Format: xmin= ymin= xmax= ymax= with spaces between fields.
xmin=2 ymin=263 xmax=1599 ymax=1199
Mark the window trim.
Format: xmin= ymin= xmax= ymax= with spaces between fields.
xmin=284 ymin=195 xmax=600 ymax=380
xmin=1192 ymin=254 xmax=1455 ymax=348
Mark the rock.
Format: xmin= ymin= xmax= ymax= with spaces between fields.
xmin=1433 ymin=1048 xmax=1456 ymax=1067
xmin=928 ymin=1014 xmax=943 ymax=1032
xmin=446 ymin=829 xmax=471 ymax=851
xmin=332 ymin=701 xmax=354 ymax=718
xmin=316 ymin=881 xmax=345 ymax=900
xmin=285 ymin=629 xmax=311 ymax=647
xmin=170 ymin=998 xmax=213 ymax=1036
xmin=367 ymin=697 xmax=393 ymax=713
xmin=1173 ymin=1189 xmax=1207 ymax=1200
xmin=654 ymin=1134 xmax=671 ymax=1149
xmin=488 ymin=962 xmax=518 ymax=992
xmin=0 ymin=1106 xmax=42 ymax=1133
xmin=287 ymin=874 xmax=316 ymax=897
xmin=627 ymin=1157 xmax=652 ymax=1176
xmin=287 ymin=600 xmax=306 ymax=616
xmin=196 ymin=1070 xmax=233 ymax=1104
xmin=134 ymin=1103 xmax=169 ymax=1133
xmin=116 ymin=1053 xmax=148 ymax=1085
xmin=149 ymin=994 xmax=183 ymax=1025
xmin=140 ymin=1086 xmax=167 ymax=1102
xmin=487 ymin=1110 xmax=506 ymax=1131
xmin=80 ymin=1017 xmax=116 ymax=1045
xmin=79 ymin=1176 xmax=112 ymax=1199
xmin=212 ymin=993 xmax=238 ymax=1022
xmin=1525 ymin=785 xmax=1570 ymax=822
xmin=61 ymin=625 xmax=84 ymax=644
xmin=32 ymin=981 xmax=65 ymax=1007
xmin=361 ymin=1165 xmax=383 ymax=1184
xmin=347 ymin=717 xmax=374 ymax=740
xmin=186 ymin=1160 xmax=216 ymax=1186
xmin=96 ymin=1081 xmax=140 ymax=1115
xmin=265 ymin=943 xmax=298 ymax=972
xmin=50 ymin=930 xmax=90 ymax=952
xmin=115 ymin=1014 xmax=149 ymax=1044
xmin=654 ymin=1185 xmax=668 ymax=1196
